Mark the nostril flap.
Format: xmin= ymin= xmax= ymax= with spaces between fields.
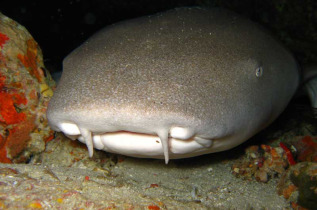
xmin=59 ymin=122 xmax=81 ymax=135
xmin=170 ymin=127 xmax=194 ymax=140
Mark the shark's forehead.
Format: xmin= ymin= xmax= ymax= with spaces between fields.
xmin=47 ymin=7 xmax=299 ymax=161
xmin=50 ymin=8 xmax=296 ymax=122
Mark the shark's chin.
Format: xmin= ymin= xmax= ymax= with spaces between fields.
xmin=66 ymin=131 xmax=213 ymax=163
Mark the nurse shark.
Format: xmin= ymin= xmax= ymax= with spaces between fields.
xmin=47 ymin=7 xmax=316 ymax=164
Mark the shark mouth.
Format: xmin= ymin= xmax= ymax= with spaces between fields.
xmin=58 ymin=122 xmax=213 ymax=164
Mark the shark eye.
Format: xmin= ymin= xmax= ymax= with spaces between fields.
xmin=255 ymin=66 xmax=263 ymax=77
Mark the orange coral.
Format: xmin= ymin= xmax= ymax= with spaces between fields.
xmin=17 ymin=39 xmax=43 ymax=82
xmin=6 ymin=116 xmax=36 ymax=159
xmin=0 ymin=13 xmax=55 ymax=163
xmin=0 ymin=135 xmax=12 ymax=163
xmin=282 ymin=184 xmax=297 ymax=199
xmin=45 ymin=133 xmax=55 ymax=143
xmin=0 ymin=73 xmax=27 ymax=125
xmin=0 ymin=92 xmax=27 ymax=124
xmin=296 ymin=136 xmax=317 ymax=162
xmin=0 ymin=33 xmax=9 ymax=48
xmin=0 ymin=116 xmax=36 ymax=162
xmin=148 ymin=205 xmax=160 ymax=210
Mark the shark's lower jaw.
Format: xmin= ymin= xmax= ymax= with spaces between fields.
xmin=56 ymin=122 xmax=214 ymax=164
xmin=66 ymin=131 xmax=213 ymax=164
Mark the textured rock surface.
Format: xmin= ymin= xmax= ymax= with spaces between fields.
xmin=0 ymin=12 xmax=55 ymax=163
xmin=278 ymin=162 xmax=317 ymax=209
xmin=0 ymin=134 xmax=289 ymax=209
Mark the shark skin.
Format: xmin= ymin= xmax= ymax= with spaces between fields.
xmin=47 ymin=7 xmax=300 ymax=164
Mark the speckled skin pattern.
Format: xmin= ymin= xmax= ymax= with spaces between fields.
xmin=47 ymin=7 xmax=299 ymax=161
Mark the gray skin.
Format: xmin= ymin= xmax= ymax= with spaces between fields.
xmin=47 ymin=7 xmax=299 ymax=163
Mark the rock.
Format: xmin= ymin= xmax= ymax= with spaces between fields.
xmin=0 ymin=12 xmax=55 ymax=163
xmin=293 ymin=136 xmax=317 ymax=162
xmin=232 ymin=144 xmax=289 ymax=182
xmin=278 ymin=162 xmax=317 ymax=209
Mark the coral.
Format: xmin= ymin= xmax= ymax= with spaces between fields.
xmin=233 ymin=136 xmax=317 ymax=208
xmin=278 ymin=162 xmax=317 ymax=209
xmin=0 ymin=12 xmax=55 ymax=163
